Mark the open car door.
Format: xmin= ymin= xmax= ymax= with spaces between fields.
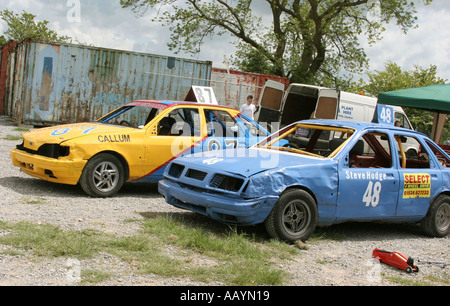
xmin=256 ymin=80 xmax=285 ymax=127
xmin=314 ymin=89 xmax=340 ymax=119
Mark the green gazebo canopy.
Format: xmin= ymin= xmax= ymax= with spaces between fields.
xmin=378 ymin=84 xmax=450 ymax=114
xmin=378 ymin=84 xmax=449 ymax=143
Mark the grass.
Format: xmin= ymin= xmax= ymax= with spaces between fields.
xmin=13 ymin=127 xmax=30 ymax=132
xmin=140 ymin=214 xmax=296 ymax=285
xmin=0 ymin=221 xmax=101 ymax=258
xmin=2 ymin=218 xmax=446 ymax=286
xmin=81 ymin=269 xmax=112 ymax=284
xmin=385 ymin=276 xmax=433 ymax=286
xmin=425 ymin=275 xmax=450 ymax=285
xmin=385 ymin=274 xmax=450 ymax=286
xmin=2 ymin=127 xmax=29 ymax=141
xmin=309 ymin=227 xmax=345 ymax=242
xmin=0 ymin=216 xmax=299 ymax=285
xmin=20 ymin=197 xmax=47 ymax=205
xmin=3 ymin=135 xmax=22 ymax=141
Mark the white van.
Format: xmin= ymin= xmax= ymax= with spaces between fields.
xmin=256 ymin=81 xmax=419 ymax=156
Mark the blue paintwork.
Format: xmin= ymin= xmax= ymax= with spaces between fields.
xmin=159 ymin=119 xmax=450 ymax=227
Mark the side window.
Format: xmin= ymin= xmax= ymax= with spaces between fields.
xmin=394 ymin=135 xmax=429 ymax=169
xmin=394 ymin=112 xmax=412 ymax=130
xmin=205 ymin=109 xmax=240 ymax=137
xmin=143 ymin=108 xmax=160 ymax=127
xmin=157 ymin=108 xmax=200 ymax=136
xmin=425 ymin=140 xmax=450 ymax=168
xmin=101 ymin=106 xmax=160 ymax=128
xmin=238 ymin=115 xmax=268 ymax=137
xmin=347 ymin=132 xmax=392 ymax=168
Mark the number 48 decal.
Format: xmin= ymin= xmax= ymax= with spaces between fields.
xmin=363 ymin=181 xmax=382 ymax=207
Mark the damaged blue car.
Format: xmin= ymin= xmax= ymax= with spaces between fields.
xmin=158 ymin=120 xmax=450 ymax=242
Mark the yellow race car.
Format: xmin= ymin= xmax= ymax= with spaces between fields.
xmin=11 ymin=100 xmax=269 ymax=197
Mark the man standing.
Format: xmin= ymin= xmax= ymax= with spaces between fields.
xmin=240 ymin=95 xmax=257 ymax=120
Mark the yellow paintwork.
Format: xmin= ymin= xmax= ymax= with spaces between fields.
xmin=11 ymin=148 xmax=87 ymax=185
xmin=10 ymin=102 xmax=242 ymax=186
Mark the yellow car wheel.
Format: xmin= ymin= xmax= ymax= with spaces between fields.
xmin=79 ymin=153 xmax=125 ymax=198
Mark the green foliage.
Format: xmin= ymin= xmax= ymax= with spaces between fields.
xmin=0 ymin=9 xmax=71 ymax=47
xmin=349 ymin=62 xmax=449 ymax=142
xmin=352 ymin=62 xmax=447 ymax=97
xmin=233 ymin=45 xmax=276 ymax=76
xmin=121 ymin=0 xmax=432 ymax=85
xmin=0 ymin=35 xmax=7 ymax=47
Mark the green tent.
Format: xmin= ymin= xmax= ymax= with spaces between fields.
xmin=378 ymin=84 xmax=450 ymax=114
xmin=378 ymin=84 xmax=449 ymax=143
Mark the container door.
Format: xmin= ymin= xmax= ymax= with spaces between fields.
xmin=314 ymin=89 xmax=339 ymax=119
xmin=256 ymin=80 xmax=285 ymax=127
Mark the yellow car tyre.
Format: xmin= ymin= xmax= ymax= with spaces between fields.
xmin=79 ymin=153 xmax=125 ymax=198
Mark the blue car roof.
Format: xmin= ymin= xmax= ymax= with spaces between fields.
xmin=295 ymin=119 xmax=426 ymax=136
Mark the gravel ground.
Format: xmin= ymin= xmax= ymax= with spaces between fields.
xmin=0 ymin=115 xmax=448 ymax=286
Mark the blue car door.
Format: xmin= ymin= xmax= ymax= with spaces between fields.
xmin=235 ymin=113 xmax=271 ymax=147
xmin=336 ymin=131 xmax=400 ymax=220
xmin=393 ymin=133 xmax=442 ymax=218
xmin=202 ymin=109 xmax=241 ymax=153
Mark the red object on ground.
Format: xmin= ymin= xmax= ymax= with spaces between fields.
xmin=372 ymin=248 xmax=419 ymax=273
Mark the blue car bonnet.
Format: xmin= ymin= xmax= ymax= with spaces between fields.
xmin=173 ymin=147 xmax=330 ymax=178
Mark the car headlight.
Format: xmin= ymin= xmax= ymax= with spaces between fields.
xmin=17 ymin=143 xmax=70 ymax=159
xmin=209 ymin=174 xmax=244 ymax=192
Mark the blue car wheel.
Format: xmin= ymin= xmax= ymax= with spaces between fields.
xmin=265 ymin=189 xmax=318 ymax=243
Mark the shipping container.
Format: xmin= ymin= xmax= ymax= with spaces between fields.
xmin=210 ymin=67 xmax=290 ymax=110
xmin=0 ymin=41 xmax=18 ymax=116
xmin=0 ymin=39 xmax=212 ymax=126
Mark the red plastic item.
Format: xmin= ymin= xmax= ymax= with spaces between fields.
xmin=372 ymin=248 xmax=419 ymax=273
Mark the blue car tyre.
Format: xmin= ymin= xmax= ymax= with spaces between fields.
xmin=265 ymin=189 xmax=318 ymax=243
xmin=421 ymin=195 xmax=450 ymax=238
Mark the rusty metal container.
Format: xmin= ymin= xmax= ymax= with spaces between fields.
xmin=1 ymin=39 xmax=212 ymax=125
xmin=0 ymin=40 xmax=18 ymax=116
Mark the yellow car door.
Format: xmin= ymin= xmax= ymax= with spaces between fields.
xmin=142 ymin=106 xmax=203 ymax=181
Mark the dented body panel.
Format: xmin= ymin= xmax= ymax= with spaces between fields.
xmin=159 ymin=148 xmax=339 ymax=225
xmin=159 ymin=120 xmax=450 ymax=230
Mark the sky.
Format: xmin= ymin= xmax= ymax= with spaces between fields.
xmin=1 ymin=0 xmax=449 ymax=82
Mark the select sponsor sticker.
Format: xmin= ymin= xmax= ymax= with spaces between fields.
xmin=403 ymin=173 xmax=431 ymax=199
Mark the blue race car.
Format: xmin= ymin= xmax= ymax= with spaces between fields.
xmin=159 ymin=120 xmax=450 ymax=242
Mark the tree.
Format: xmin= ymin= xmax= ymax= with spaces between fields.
xmin=350 ymin=62 xmax=448 ymax=142
xmin=121 ymin=0 xmax=432 ymax=85
xmin=0 ymin=9 xmax=71 ymax=47
xmin=0 ymin=35 xmax=7 ymax=47
xmin=352 ymin=62 xmax=447 ymax=96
